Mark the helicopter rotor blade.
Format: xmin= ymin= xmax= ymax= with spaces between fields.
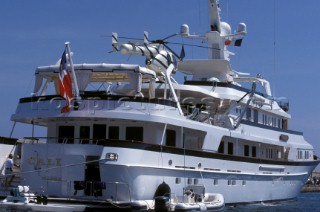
xmin=149 ymin=33 xmax=178 ymax=44
xmin=118 ymin=36 xmax=144 ymax=41
xmin=161 ymin=33 xmax=179 ymax=41
xmin=103 ymin=35 xmax=144 ymax=41
xmin=162 ymin=43 xmax=180 ymax=59
xmin=166 ymin=41 xmax=221 ymax=51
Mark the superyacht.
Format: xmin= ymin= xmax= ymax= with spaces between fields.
xmin=7 ymin=0 xmax=319 ymax=210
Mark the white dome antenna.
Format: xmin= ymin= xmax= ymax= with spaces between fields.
xmin=180 ymin=24 xmax=190 ymax=37
xmin=237 ymin=23 xmax=247 ymax=34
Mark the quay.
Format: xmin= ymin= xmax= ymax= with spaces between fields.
xmin=302 ymin=171 xmax=320 ymax=192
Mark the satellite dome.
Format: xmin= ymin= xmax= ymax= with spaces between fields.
xmin=220 ymin=22 xmax=231 ymax=36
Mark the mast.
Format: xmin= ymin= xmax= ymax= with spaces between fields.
xmin=207 ymin=0 xmax=233 ymax=60
xmin=208 ymin=0 xmax=247 ymax=59
xmin=208 ymin=0 xmax=221 ymax=32
xmin=178 ymin=0 xmax=247 ymax=81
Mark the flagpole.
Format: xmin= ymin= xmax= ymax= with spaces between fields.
xmin=65 ymin=42 xmax=80 ymax=99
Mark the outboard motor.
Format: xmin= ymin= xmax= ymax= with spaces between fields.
xmin=36 ymin=195 xmax=48 ymax=205
xmin=154 ymin=196 xmax=170 ymax=212
xmin=154 ymin=182 xmax=171 ymax=212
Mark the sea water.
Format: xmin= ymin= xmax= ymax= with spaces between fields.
xmin=0 ymin=192 xmax=318 ymax=211
xmin=224 ymin=192 xmax=320 ymax=212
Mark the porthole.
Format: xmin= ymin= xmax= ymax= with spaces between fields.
xmin=213 ymin=179 xmax=218 ymax=185
xmin=176 ymin=178 xmax=181 ymax=184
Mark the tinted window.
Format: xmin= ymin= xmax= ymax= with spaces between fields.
xmin=109 ymin=126 xmax=119 ymax=140
xmin=252 ymin=146 xmax=257 ymax=157
xmin=218 ymin=141 xmax=224 ymax=153
xmin=126 ymin=127 xmax=143 ymax=141
xmin=166 ymin=129 xmax=176 ymax=147
xmin=228 ymin=142 xmax=233 ymax=155
xmin=93 ymin=124 xmax=106 ymax=142
xmin=58 ymin=126 xmax=74 ymax=144
xmin=244 ymin=145 xmax=249 ymax=157
xmin=80 ymin=126 xmax=90 ymax=144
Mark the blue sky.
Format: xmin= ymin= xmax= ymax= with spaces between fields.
xmin=1 ymin=0 xmax=320 ymax=158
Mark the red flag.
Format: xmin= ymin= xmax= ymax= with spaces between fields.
xmin=225 ymin=39 xmax=231 ymax=46
xmin=59 ymin=50 xmax=73 ymax=113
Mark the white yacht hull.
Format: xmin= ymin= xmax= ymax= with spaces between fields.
xmin=100 ymin=147 xmax=315 ymax=204
xmin=20 ymin=143 xmax=317 ymax=205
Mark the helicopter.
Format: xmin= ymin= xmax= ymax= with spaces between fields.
xmin=111 ymin=31 xmax=182 ymax=77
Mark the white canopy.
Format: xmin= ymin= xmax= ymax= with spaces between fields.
xmin=33 ymin=63 xmax=156 ymax=95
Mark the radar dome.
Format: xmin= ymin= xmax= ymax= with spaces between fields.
xmin=180 ymin=24 xmax=190 ymax=36
xmin=220 ymin=22 xmax=231 ymax=36
xmin=237 ymin=23 xmax=247 ymax=33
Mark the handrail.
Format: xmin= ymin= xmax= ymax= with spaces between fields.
xmin=22 ymin=137 xmax=144 ymax=145
xmin=19 ymin=94 xmax=178 ymax=108
xmin=19 ymin=137 xmax=319 ymax=166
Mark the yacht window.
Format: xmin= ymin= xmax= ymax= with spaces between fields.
xmin=246 ymin=108 xmax=251 ymax=121
xmin=282 ymin=119 xmax=288 ymax=130
xmin=228 ymin=142 xmax=234 ymax=155
xmin=109 ymin=126 xmax=119 ymax=140
xmin=176 ymin=178 xmax=181 ymax=184
xmin=266 ymin=148 xmax=273 ymax=159
xmin=194 ymin=179 xmax=199 ymax=185
xmin=166 ymin=129 xmax=176 ymax=147
xmin=268 ymin=117 xmax=272 ymax=126
xmin=58 ymin=126 xmax=74 ymax=144
xmin=263 ymin=114 xmax=267 ymax=125
xmin=126 ymin=127 xmax=143 ymax=141
xmin=252 ymin=146 xmax=257 ymax=158
xmin=253 ymin=110 xmax=258 ymax=123
xmin=228 ymin=179 xmax=232 ymax=185
xmin=213 ymin=179 xmax=218 ymax=185
xmin=305 ymin=151 xmax=309 ymax=159
xmin=272 ymin=117 xmax=276 ymax=127
xmin=183 ymin=130 xmax=205 ymax=150
xmin=93 ymin=124 xmax=106 ymax=143
xmin=79 ymin=126 xmax=90 ymax=144
xmin=244 ymin=145 xmax=249 ymax=157
xmin=218 ymin=141 xmax=224 ymax=154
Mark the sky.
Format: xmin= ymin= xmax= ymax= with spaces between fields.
xmin=0 ymin=0 xmax=320 ymax=159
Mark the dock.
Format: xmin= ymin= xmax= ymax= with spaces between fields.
xmin=302 ymin=171 xmax=320 ymax=192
